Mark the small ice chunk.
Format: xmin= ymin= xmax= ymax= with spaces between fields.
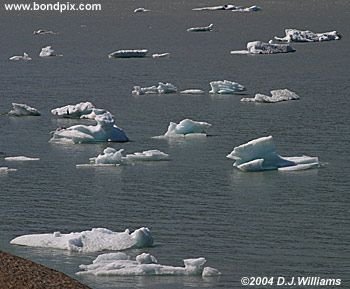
xmin=9 ymin=53 xmax=32 ymax=61
xmin=51 ymin=102 xmax=100 ymax=119
xmin=134 ymin=8 xmax=150 ymax=13
xmin=132 ymin=82 xmax=177 ymax=95
xmin=187 ymin=24 xmax=214 ymax=32
xmin=159 ymin=119 xmax=212 ymax=138
xmin=5 ymin=156 xmax=40 ymax=161
xmin=274 ymin=28 xmax=342 ymax=43
xmin=89 ymin=147 xmax=124 ymax=165
xmin=202 ymin=266 xmax=222 ymax=277
xmin=227 ymin=136 xmax=320 ymax=172
xmin=108 ymin=49 xmax=148 ymax=58
xmin=231 ymin=5 xmax=262 ymax=12
xmin=136 ymin=253 xmax=158 ymax=264
xmin=193 ymin=5 xmax=237 ymax=11
xmin=124 ymin=150 xmax=169 ymax=162
xmin=33 ymin=29 xmax=57 ymax=35
xmin=231 ymin=41 xmax=295 ymax=55
xmin=10 ymin=227 xmax=153 ymax=252
xmin=241 ymin=89 xmax=300 ymax=103
xmin=39 ymin=46 xmax=62 ymax=57
xmin=209 ymin=80 xmax=246 ymax=94
xmin=8 ymin=103 xmax=40 ymax=116
xmin=180 ymin=89 xmax=205 ymax=94
xmin=0 ymin=167 xmax=17 ymax=173
xmin=152 ymin=53 xmax=170 ymax=58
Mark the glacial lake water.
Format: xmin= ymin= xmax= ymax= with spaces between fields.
xmin=0 ymin=0 xmax=349 ymax=288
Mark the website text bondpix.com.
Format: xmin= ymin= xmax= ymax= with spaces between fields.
xmin=4 ymin=2 xmax=102 ymax=13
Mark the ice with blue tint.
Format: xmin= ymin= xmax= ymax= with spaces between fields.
xmin=10 ymin=227 xmax=153 ymax=252
xmin=226 ymin=136 xmax=320 ymax=172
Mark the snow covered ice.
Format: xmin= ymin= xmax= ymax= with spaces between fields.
xmin=39 ymin=46 xmax=62 ymax=57
xmin=274 ymin=29 xmax=342 ymax=43
xmin=187 ymin=24 xmax=214 ymax=32
xmin=132 ymin=82 xmax=177 ymax=95
xmin=231 ymin=41 xmax=296 ymax=55
xmin=226 ymin=136 xmax=320 ymax=172
xmin=157 ymin=119 xmax=212 ymax=138
xmin=77 ymin=252 xmax=221 ymax=277
xmin=209 ymin=80 xmax=246 ymax=94
xmin=10 ymin=227 xmax=153 ymax=252
xmin=49 ymin=112 xmax=129 ymax=144
xmin=51 ymin=102 xmax=106 ymax=119
xmin=108 ymin=49 xmax=148 ymax=58
xmin=9 ymin=53 xmax=32 ymax=61
xmin=8 ymin=103 xmax=41 ymax=116
xmin=241 ymin=89 xmax=300 ymax=103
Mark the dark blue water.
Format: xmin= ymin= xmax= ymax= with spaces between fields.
xmin=0 ymin=0 xmax=349 ymax=288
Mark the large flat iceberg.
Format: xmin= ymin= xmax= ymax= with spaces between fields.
xmin=132 ymin=82 xmax=177 ymax=95
xmin=274 ymin=29 xmax=342 ymax=43
xmin=77 ymin=252 xmax=221 ymax=277
xmin=108 ymin=49 xmax=148 ymax=58
xmin=156 ymin=119 xmax=212 ymax=138
xmin=209 ymin=80 xmax=246 ymax=94
xmin=51 ymin=102 xmax=106 ymax=119
xmin=49 ymin=112 xmax=129 ymax=144
xmin=10 ymin=227 xmax=153 ymax=252
xmin=231 ymin=41 xmax=295 ymax=55
xmin=241 ymin=89 xmax=300 ymax=103
xmin=8 ymin=103 xmax=41 ymax=116
xmin=226 ymin=136 xmax=320 ymax=172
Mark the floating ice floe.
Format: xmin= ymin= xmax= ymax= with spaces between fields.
xmin=9 ymin=53 xmax=32 ymax=61
xmin=231 ymin=41 xmax=296 ymax=55
xmin=39 ymin=46 xmax=62 ymax=57
xmin=152 ymin=53 xmax=170 ymax=58
xmin=134 ymin=7 xmax=150 ymax=13
xmin=193 ymin=4 xmax=261 ymax=12
xmin=209 ymin=80 xmax=246 ymax=94
xmin=274 ymin=29 xmax=342 ymax=43
xmin=226 ymin=136 xmax=320 ymax=172
xmin=10 ymin=227 xmax=153 ymax=252
xmin=33 ymin=29 xmax=57 ymax=35
xmin=8 ymin=103 xmax=41 ymax=116
xmin=49 ymin=112 xmax=129 ymax=144
xmin=155 ymin=119 xmax=211 ymax=138
xmin=124 ymin=150 xmax=169 ymax=162
xmin=241 ymin=89 xmax=300 ymax=103
xmin=108 ymin=49 xmax=148 ymax=58
xmin=180 ymin=89 xmax=205 ymax=94
xmin=0 ymin=167 xmax=17 ymax=174
xmin=187 ymin=24 xmax=214 ymax=32
xmin=132 ymin=82 xmax=177 ymax=95
xmin=5 ymin=156 xmax=40 ymax=161
xmin=77 ymin=252 xmax=221 ymax=277
xmin=51 ymin=102 xmax=106 ymax=120
xmin=232 ymin=5 xmax=262 ymax=12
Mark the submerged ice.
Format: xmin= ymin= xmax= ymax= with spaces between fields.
xmin=8 ymin=103 xmax=40 ymax=116
xmin=231 ymin=41 xmax=296 ymax=55
xmin=77 ymin=252 xmax=221 ymax=277
xmin=209 ymin=80 xmax=246 ymax=94
xmin=241 ymin=89 xmax=300 ymax=103
xmin=274 ymin=29 xmax=342 ymax=42
xmin=10 ymin=227 xmax=153 ymax=252
xmin=50 ymin=112 xmax=129 ymax=144
xmin=226 ymin=136 xmax=320 ymax=172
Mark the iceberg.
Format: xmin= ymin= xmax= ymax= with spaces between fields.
xmin=33 ymin=29 xmax=57 ymax=35
xmin=134 ymin=8 xmax=150 ymax=13
xmin=187 ymin=24 xmax=214 ymax=32
xmin=9 ymin=53 xmax=32 ymax=61
xmin=5 ymin=156 xmax=40 ymax=161
xmin=51 ymin=102 xmax=106 ymax=119
xmin=209 ymin=80 xmax=246 ymax=94
xmin=49 ymin=112 xmax=129 ymax=144
xmin=108 ymin=49 xmax=148 ymax=58
xmin=157 ymin=119 xmax=212 ymax=138
xmin=124 ymin=150 xmax=169 ymax=162
xmin=8 ymin=103 xmax=41 ymax=116
xmin=274 ymin=29 xmax=342 ymax=43
xmin=10 ymin=227 xmax=153 ymax=252
xmin=241 ymin=89 xmax=300 ymax=103
xmin=39 ymin=46 xmax=62 ymax=57
xmin=132 ymin=82 xmax=177 ymax=95
xmin=77 ymin=252 xmax=221 ymax=277
xmin=180 ymin=89 xmax=205 ymax=94
xmin=152 ymin=53 xmax=170 ymax=58
xmin=231 ymin=41 xmax=295 ymax=55
xmin=0 ymin=167 xmax=17 ymax=173
xmin=226 ymin=136 xmax=320 ymax=172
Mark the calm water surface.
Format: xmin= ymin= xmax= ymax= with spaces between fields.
xmin=0 ymin=0 xmax=349 ymax=288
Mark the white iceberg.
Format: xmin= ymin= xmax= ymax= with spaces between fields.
xmin=152 ymin=53 xmax=170 ymax=58
xmin=231 ymin=41 xmax=295 ymax=55
xmin=193 ymin=5 xmax=237 ymax=11
xmin=10 ymin=227 xmax=153 ymax=252
xmin=274 ymin=29 xmax=342 ymax=43
xmin=209 ymin=80 xmax=246 ymax=94
xmin=124 ymin=150 xmax=169 ymax=162
xmin=9 ymin=53 xmax=32 ymax=61
xmin=49 ymin=112 xmax=129 ymax=144
xmin=232 ymin=5 xmax=262 ymax=12
xmin=77 ymin=252 xmax=220 ymax=277
xmin=180 ymin=89 xmax=205 ymax=94
xmin=0 ymin=167 xmax=17 ymax=174
xmin=108 ymin=49 xmax=148 ymax=58
xmin=157 ymin=119 xmax=212 ymax=138
xmin=241 ymin=89 xmax=300 ymax=103
xmin=39 ymin=46 xmax=62 ymax=57
xmin=33 ymin=29 xmax=57 ymax=35
xmin=226 ymin=136 xmax=320 ymax=172
xmin=187 ymin=24 xmax=214 ymax=32
xmin=134 ymin=8 xmax=150 ymax=13
xmin=132 ymin=82 xmax=177 ymax=95
xmin=8 ymin=103 xmax=41 ymax=116
xmin=51 ymin=102 xmax=106 ymax=119
xmin=5 ymin=156 xmax=40 ymax=161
